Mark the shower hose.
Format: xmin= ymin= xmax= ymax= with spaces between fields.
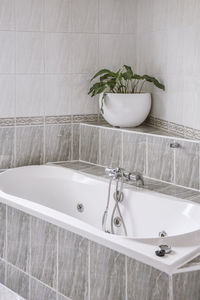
xmin=102 ymin=175 xmax=127 ymax=236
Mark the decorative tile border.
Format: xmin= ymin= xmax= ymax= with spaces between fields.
xmin=16 ymin=116 xmax=44 ymax=126
xmin=72 ymin=114 xmax=98 ymax=123
xmin=146 ymin=116 xmax=200 ymax=140
xmin=0 ymin=118 xmax=15 ymax=127
xmin=0 ymin=114 xmax=200 ymax=141
xmin=0 ymin=114 xmax=101 ymax=127
xmin=45 ymin=115 xmax=72 ymax=125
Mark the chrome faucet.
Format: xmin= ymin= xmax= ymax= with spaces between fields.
xmin=105 ymin=167 xmax=144 ymax=186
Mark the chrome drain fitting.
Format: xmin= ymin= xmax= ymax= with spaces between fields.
xmin=77 ymin=203 xmax=84 ymax=213
xmin=113 ymin=217 xmax=122 ymax=227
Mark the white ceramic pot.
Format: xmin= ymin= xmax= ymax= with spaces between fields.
xmin=99 ymin=93 xmax=151 ymax=128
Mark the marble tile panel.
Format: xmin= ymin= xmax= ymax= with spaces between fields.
xmin=45 ymin=124 xmax=72 ymax=163
xmin=0 ymin=0 xmax=15 ymax=31
xmin=174 ymin=140 xmax=199 ymax=189
xmin=30 ymin=278 xmax=56 ymax=300
xmin=147 ymin=136 xmax=174 ymax=182
xmin=80 ymin=125 xmax=99 ymax=164
xmin=90 ymin=242 xmax=125 ymax=300
xmin=173 ymin=270 xmax=200 ymax=300
xmin=0 ymin=127 xmax=14 ymax=169
xmin=122 ymin=132 xmax=146 ymax=174
xmin=127 ymin=257 xmax=169 ymax=300
xmin=16 ymin=126 xmax=44 ymax=167
xmin=31 ymin=217 xmax=57 ymax=288
xmin=6 ymin=264 xmax=29 ymax=299
xmin=100 ymin=128 xmax=122 ymax=168
xmin=7 ymin=207 xmax=30 ymax=272
xmin=58 ymin=229 xmax=88 ymax=300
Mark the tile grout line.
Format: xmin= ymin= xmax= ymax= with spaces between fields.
xmin=56 ymin=227 xmax=59 ymax=300
xmin=88 ymin=241 xmax=90 ymax=300
xmin=125 ymin=256 xmax=128 ymax=300
xmin=5 ymin=205 xmax=8 ymax=285
xmin=28 ymin=215 xmax=32 ymax=300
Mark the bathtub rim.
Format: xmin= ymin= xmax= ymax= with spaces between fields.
xmin=1 ymin=166 xmax=200 ymax=275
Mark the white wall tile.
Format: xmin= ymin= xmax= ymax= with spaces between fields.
xmin=99 ymin=34 xmax=137 ymax=70
xmin=0 ymin=75 xmax=15 ymax=117
xmin=100 ymin=0 xmax=137 ymax=34
xmin=16 ymin=75 xmax=44 ymax=117
xmin=71 ymin=0 xmax=98 ymax=33
xmin=0 ymin=32 xmax=15 ymax=73
xmin=44 ymin=0 xmax=70 ymax=33
xmin=137 ymin=31 xmax=168 ymax=76
xmin=44 ymin=74 xmax=71 ymax=116
xmin=70 ymin=33 xmax=98 ymax=73
xmin=16 ymin=0 xmax=43 ymax=31
xmin=71 ymin=74 xmax=98 ymax=114
xmin=45 ymin=33 xmax=71 ymax=73
xmin=0 ymin=0 xmax=15 ymax=30
xmin=16 ymin=32 xmax=44 ymax=74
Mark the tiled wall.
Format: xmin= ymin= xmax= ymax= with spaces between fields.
xmin=135 ymin=0 xmax=200 ymax=130
xmin=0 ymin=0 xmax=137 ymax=120
xmin=80 ymin=124 xmax=200 ymax=190
xmin=0 ymin=0 xmax=138 ymax=169
xmin=0 ymin=120 xmax=80 ymax=169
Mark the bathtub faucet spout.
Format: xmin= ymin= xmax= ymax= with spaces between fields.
xmin=105 ymin=167 xmax=144 ymax=186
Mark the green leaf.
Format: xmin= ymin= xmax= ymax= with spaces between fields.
xmin=90 ymin=69 xmax=112 ymax=81
xmin=143 ymin=75 xmax=165 ymax=91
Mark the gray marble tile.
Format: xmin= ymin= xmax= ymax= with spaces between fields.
xmin=0 ymin=204 xmax=6 ymax=258
xmin=100 ymin=128 xmax=122 ymax=168
xmin=72 ymin=124 xmax=80 ymax=160
xmin=57 ymin=293 xmax=71 ymax=300
xmin=30 ymin=278 xmax=56 ymax=300
xmin=90 ymin=242 xmax=125 ymax=300
xmin=173 ymin=270 xmax=200 ymax=300
xmin=7 ymin=207 xmax=30 ymax=272
xmin=16 ymin=126 xmax=44 ymax=167
xmin=45 ymin=124 xmax=72 ymax=163
xmin=147 ymin=136 xmax=174 ymax=182
xmin=6 ymin=264 xmax=29 ymax=299
xmin=58 ymin=161 xmax=93 ymax=171
xmin=31 ymin=217 xmax=57 ymax=288
xmin=122 ymin=132 xmax=146 ymax=173
xmin=0 ymin=260 xmax=5 ymax=285
xmin=80 ymin=125 xmax=99 ymax=164
xmin=58 ymin=229 xmax=88 ymax=300
xmin=175 ymin=141 xmax=199 ymax=189
xmin=127 ymin=257 xmax=169 ymax=300
xmin=0 ymin=127 xmax=14 ymax=168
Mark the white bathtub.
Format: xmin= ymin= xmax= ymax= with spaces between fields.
xmin=1 ymin=165 xmax=200 ymax=274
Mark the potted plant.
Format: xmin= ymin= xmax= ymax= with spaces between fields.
xmin=88 ymin=65 xmax=165 ymax=128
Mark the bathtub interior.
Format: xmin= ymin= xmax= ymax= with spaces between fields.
xmin=1 ymin=165 xmax=200 ymax=240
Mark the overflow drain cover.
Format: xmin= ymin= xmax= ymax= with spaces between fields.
xmin=77 ymin=203 xmax=84 ymax=213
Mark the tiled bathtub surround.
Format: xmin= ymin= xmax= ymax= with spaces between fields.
xmin=80 ymin=123 xmax=200 ymax=190
xmin=1 ymin=202 xmax=197 ymax=300
xmin=1 ymin=202 xmax=200 ymax=300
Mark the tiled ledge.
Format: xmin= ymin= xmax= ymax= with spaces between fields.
xmin=81 ymin=120 xmax=200 ymax=142
xmin=54 ymin=161 xmax=200 ymax=204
